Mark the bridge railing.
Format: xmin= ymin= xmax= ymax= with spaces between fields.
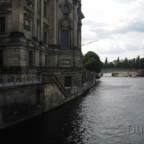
xmin=0 ymin=75 xmax=42 ymax=87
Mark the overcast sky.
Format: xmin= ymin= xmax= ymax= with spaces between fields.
xmin=81 ymin=0 xmax=144 ymax=62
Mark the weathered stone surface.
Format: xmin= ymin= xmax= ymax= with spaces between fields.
xmin=0 ymin=0 xmax=96 ymax=130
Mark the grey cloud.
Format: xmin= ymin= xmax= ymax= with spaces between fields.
xmin=126 ymin=44 xmax=140 ymax=51
xmin=98 ymin=45 xmax=140 ymax=55
xmin=115 ymin=0 xmax=136 ymax=4
xmin=90 ymin=27 xmax=113 ymax=39
xmin=98 ymin=46 xmax=125 ymax=55
xmin=114 ymin=20 xmax=144 ymax=34
xmin=83 ymin=20 xmax=107 ymax=27
xmin=83 ymin=18 xmax=144 ymax=39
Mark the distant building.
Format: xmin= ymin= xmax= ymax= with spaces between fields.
xmin=112 ymin=60 xmax=117 ymax=66
xmin=112 ymin=59 xmax=124 ymax=66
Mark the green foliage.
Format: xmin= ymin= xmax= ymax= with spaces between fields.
xmin=103 ymin=55 xmax=144 ymax=70
xmin=105 ymin=57 xmax=108 ymax=64
xmin=83 ymin=51 xmax=102 ymax=72
xmin=139 ymin=58 xmax=144 ymax=69
xmin=103 ymin=62 xmax=115 ymax=69
xmin=117 ymin=57 xmax=120 ymax=63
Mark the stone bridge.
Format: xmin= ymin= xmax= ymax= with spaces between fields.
xmin=101 ymin=68 xmax=139 ymax=74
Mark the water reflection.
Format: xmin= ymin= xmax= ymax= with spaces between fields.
xmin=1 ymin=77 xmax=144 ymax=144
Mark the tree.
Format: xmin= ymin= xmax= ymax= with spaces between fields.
xmin=117 ymin=57 xmax=120 ymax=63
xmin=83 ymin=51 xmax=102 ymax=72
xmin=105 ymin=57 xmax=108 ymax=64
xmin=135 ymin=55 xmax=140 ymax=69
xmin=103 ymin=57 xmax=108 ymax=68
xmin=123 ymin=58 xmax=129 ymax=68
xmin=139 ymin=58 xmax=144 ymax=69
xmin=116 ymin=57 xmax=120 ymax=68
xmin=109 ymin=62 xmax=115 ymax=68
xmin=116 ymin=62 xmax=123 ymax=68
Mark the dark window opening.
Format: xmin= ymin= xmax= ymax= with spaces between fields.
xmin=0 ymin=17 xmax=5 ymax=32
xmin=37 ymin=0 xmax=41 ymax=12
xmin=65 ymin=76 xmax=72 ymax=87
xmin=61 ymin=30 xmax=68 ymax=49
xmin=0 ymin=50 xmax=3 ymax=66
xmin=36 ymin=90 xmax=41 ymax=105
xmin=45 ymin=55 xmax=47 ymax=67
xmin=44 ymin=2 xmax=47 ymax=17
xmin=44 ymin=31 xmax=47 ymax=43
xmin=28 ymin=51 xmax=33 ymax=66
xmin=64 ymin=5 xmax=69 ymax=15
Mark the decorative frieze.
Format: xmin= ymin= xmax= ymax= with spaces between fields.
xmin=59 ymin=17 xmax=72 ymax=29
xmin=59 ymin=0 xmax=73 ymax=17
xmin=24 ymin=10 xmax=33 ymax=31
xmin=0 ymin=5 xmax=11 ymax=14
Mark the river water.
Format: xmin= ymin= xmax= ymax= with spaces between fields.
xmin=1 ymin=77 xmax=144 ymax=144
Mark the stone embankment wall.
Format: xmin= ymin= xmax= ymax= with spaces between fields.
xmin=0 ymin=72 xmax=96 ymax=130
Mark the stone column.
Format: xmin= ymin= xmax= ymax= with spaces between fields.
xmin=73 ymin=3 xmax=78 ymax=48
xmin=41 ymin=0 xmax=44 ymax=42
xmin=33 ymin=0 xmax=37 ymax=37
xmin=49 ymin=0 xmax=57 ymax=45
xmin=12 ymin=0 xmax=24 ymax=32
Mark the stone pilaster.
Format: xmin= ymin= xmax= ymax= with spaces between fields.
xmin=12 ymin=0 xmax=24 ymax=32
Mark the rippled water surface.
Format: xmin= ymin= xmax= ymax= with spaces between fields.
xmin=1 ymin=77 xmax=144 ymax=144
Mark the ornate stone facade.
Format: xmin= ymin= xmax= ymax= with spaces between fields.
xmin=0 ymin=0 xmax=84 ymax=87
xmin=0 ymin=0 xmax=97 ymax=130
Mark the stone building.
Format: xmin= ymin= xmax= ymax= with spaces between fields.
xmin=0 ymin=0 xmax=85 ymax=87
xmin=0 ymin=0 xmax=95 ymax=129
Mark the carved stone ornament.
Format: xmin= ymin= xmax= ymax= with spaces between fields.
xmin=24 ymin=0 xmax=34 ymax=11
xmin=77 ymin=20 xmax=82 ymax=29
xmin=0 ymin=39 xmax=6 ymax=46
xmin=24 ymin=12 xmax=33 ymax=31
xmin=77 ymin=7 xmax=85 ymax=20
xmin=73 ymin=0 xmax=79 ymax=5
xmin=59 ymin=0 xmax=73 ymax=16
xmin=9 ymin=31 xmax=26 ymax=38
xmin=26 ymin=0 xmax=32 ymax=6
xmin=59 ymin=17 xmax=72 ymax=29
xmin=0 ymin=6 xmax=9 ymax=13
xmin=27 ymin=40 xmax=37 ymax=48
xmin=44 ymin=23 xmax=49 ymax=31
xmin=24 ymin=11 xmax=33 ymax=20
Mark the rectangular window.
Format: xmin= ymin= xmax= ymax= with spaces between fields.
xmin=44 ymin=1 xmax=47 ymax=17
xmin=64 ymin=76 xmax=72 ymax=87
xmin=37 ymin=0 xmax=41 ymax=12
xmin=45 ymin=55 xmax=47 ymax=67
xmin=28 ymin=51 xmax=33 ymax=66
xmin=0 ymin=17 xmax=5 ymax=32
xmin=0 ymin=50 xmax=3 ymax=66
xmin=61 ymin=30 xmax=68 ymax=49
xmin=44 ymin=31 xmax=47 ymax=44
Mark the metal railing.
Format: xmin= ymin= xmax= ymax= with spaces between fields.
xmin=0 ymin=75 xmax=42 ymax=87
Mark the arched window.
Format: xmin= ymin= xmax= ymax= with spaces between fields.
xmin=0 ymin=17 xmax=5 ymax=32
xmin=64 ymin=5 xmax=69 ymax=15
xmin=61 ymin=30 xmax=68 ymax=49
